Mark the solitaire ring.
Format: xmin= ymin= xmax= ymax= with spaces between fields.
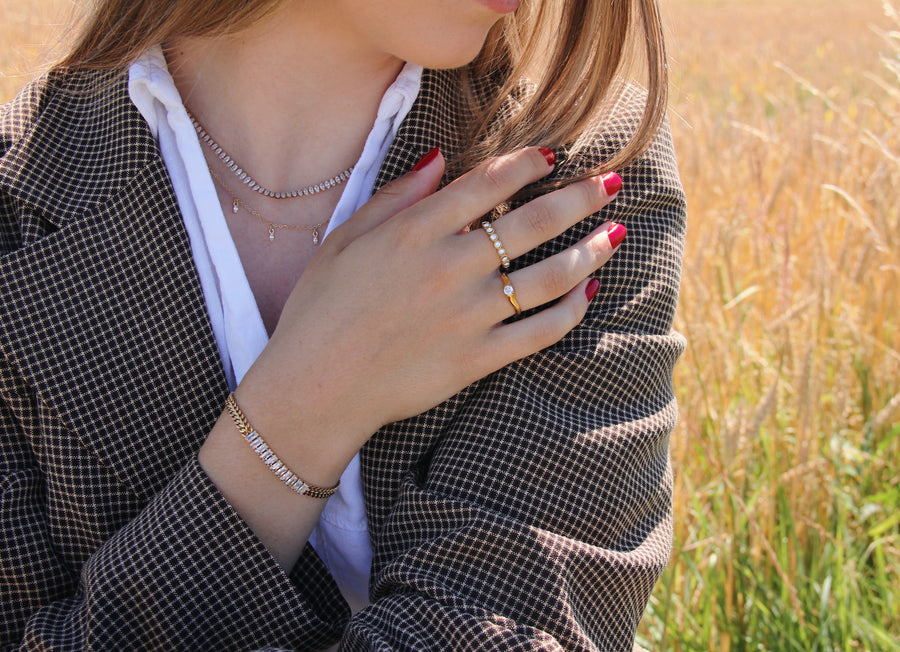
xmin=481 ymin=221 xmax=511 ymax=269
xmin=499 ymin=271 xmax=522 ymax=316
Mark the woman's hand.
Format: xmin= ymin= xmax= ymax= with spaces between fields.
xmin=199 ymin=147 xmax=624 ymax=568
xmin=243 ymin=147 xmax=624 ymax=472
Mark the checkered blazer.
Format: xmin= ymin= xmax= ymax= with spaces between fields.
xmin=0 ymin=65 xmax=685 ymax=651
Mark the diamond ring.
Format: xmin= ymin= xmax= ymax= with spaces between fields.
xmin=499 ymin=271 xmax=522 ymax=316
xmin=481 ymin=221 xmax=511 ymax=270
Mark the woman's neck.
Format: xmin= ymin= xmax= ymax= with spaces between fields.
xmin=165 ymin=2 xmax=404 ymax=191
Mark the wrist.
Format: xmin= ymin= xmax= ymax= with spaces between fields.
xmin=232 ymin=354 xmax=374 ymax=485
xmin=224 ymin=393 xmax=340 ymax=498
xmin=198 ymin=411 xmax=331 ymax=570
xmin=230 ymin=387 xmax=351 ymax=489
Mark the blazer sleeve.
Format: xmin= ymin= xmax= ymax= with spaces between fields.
xmin=0 ymin=352 xmax=350 ymax=650
xmin=342 ymin=118 xmax=686 ymax=651
xmin=0 ymin=73 xmax=354 ymax=649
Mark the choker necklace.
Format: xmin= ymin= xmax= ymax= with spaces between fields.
xmin=208 ymin=166 xmax=327 ymax=244
xmin=188 ymin=111 xmax=353 ymax=200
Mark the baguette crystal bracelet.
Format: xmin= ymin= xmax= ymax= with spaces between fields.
xmin=224 ymin=393 xmax=339 ymax=499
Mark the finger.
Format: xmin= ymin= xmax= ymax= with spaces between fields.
xmin=469 ymin=172 xmax=622 ymax=268
xmin=477 ymin=277 xmax=594 ymax=371
xmin=478 ymin=221 xmax=625 ymax=322
xmin=411 ymin=146 xmax=556 ymax=230
xmin=325 ymin=147 xmax=445 ymax=247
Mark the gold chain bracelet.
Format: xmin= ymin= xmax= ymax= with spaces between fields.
xmin=224 ymin=393 xmax=339 ymax=499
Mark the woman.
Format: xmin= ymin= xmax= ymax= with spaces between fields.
xmin=0 ymin=0 xmax=686 ymax=649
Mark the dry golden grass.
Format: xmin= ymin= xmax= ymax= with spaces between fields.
xmin=2 ymin=0 xmax=898 ymax=649
xmin=654 ymin=0 xmax=899 ymax=648
xmin=0 ymin=0 xmax=73 ymax=101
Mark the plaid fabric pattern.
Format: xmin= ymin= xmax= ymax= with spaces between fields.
xmin=0 ymin=66 xmax=686 ymax=651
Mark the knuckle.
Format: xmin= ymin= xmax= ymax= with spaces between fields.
xmin=391 ymin=217 xmax=430 ymax=252
xmin=539 ymin=264 xmax=573 ymax=298
xmin=480 ymin=158 xmax=511 ymax=194
xmin=429 ymin=254 xmax=469 ymax=300
xmin=523 ymin=200 xmax=556 ymax=236
xmin=575 ymin=177 xmax=605 ymax=214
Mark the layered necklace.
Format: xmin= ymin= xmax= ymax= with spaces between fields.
xmin=189 ymin=111 xmax=353 ymax=244
xmin=207 ymin=166 xmax=326 ymax=244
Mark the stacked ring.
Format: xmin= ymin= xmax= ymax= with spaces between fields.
xmin=499 ymin=271 xmax=522 ymax=316
xmin=481 ymin=221 xmax=511 ymax=270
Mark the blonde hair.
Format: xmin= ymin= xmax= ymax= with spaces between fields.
xmin=59 ymin=0 xmax=668 ymax=184
xmin=463 ymin=0 xmax=668 ymax=187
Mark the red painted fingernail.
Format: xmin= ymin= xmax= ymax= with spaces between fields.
xmin=603 ymin=172 xmax=623 ymax=196
xmin=411 ymin=147 xmax=440 ymax=172
xmin=585 ymin=278 xmax=601 ymax=302
xmin=607 ymin=222 xmax=626 ymax=249
xmin=538 ymin=147 xmax=556 ymax=167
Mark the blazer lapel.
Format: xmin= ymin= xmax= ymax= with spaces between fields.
xmin=0 ymin=66 xmax=488 ymax=523
xmin=362 ymin=68 xmax=485 ymax=538
xmin=0 ymin=70 xmax=227 ymax=501
xmin=373 ymin=68 xmax=473 ymax=192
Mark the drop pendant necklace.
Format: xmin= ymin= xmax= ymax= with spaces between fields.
xmin=207 ymin=167 xmax=326 ymax=244
xmin=189 ymin=111 xmax=353 ymax=244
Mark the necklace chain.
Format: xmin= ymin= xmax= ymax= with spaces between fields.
xmin=188 ymin=111 xmax=353 ymax=200
xmin=207 ymin=166 xmax=326 ymax=244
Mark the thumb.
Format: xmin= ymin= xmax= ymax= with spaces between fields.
xmin=327 ymin=148 xmax=444 ymax=246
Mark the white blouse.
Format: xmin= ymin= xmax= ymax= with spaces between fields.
xmin=128 ymin=45 xmax=423 ymax=612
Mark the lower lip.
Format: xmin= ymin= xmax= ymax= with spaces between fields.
xmin=476 ymin=0 xmax=520 ymax=14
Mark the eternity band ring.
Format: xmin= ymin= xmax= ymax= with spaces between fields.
xmin=481 ymin=221 xmax=511 ymax=269
xmin=499 ymin=271 xmax=522 ymax=316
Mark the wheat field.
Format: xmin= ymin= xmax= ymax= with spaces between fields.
xmin=652 ymin=1 xmax=899 ymax=649
xmin=2 ymin=0 xmax=898 ymax=649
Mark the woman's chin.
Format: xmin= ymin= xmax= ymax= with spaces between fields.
xmin=475 ymin=0 xmax=520 ymax=15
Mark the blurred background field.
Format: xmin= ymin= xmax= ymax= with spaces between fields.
xmin=2 ymin=0 xmax=898 ymax=649
xmin=651 ymin=0 xmax=899 ymax=649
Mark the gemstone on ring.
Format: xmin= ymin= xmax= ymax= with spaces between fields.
xmin=481 ymin=221 xmax=511 ymax=270
xmin=499 ymin=271 xmax=522 ymax=316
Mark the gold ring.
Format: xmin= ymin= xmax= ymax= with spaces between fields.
xmin=499 ymin=271 xmax=522 ymax=316
xmin=481 ymin=221 xmax=511 ymax=269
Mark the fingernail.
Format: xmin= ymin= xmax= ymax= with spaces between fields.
xmin=585 ymin=278 xmax=601 ymax=302
xmin=603 ymin=172 xmax=623 ymax=196
xmin=607 ymin=222 xmax=626 ymax=249
xmin=411 ymin=147 xmax=440 ymax=172
xmin=538 ymin=147 xmax=556 ymax=167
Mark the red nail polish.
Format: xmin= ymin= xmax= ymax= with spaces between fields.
xmin=607 ymin=223 xmax=626 ymax=249
xmin=538 ymin=147 xmax=556 ymax=167
xmin=585 ymin=278 xmax=601 ymax=302
xmin=603 ymin=172 xmax=623 ymax=196
xmin=411 ymin=147 xmax=440 ymax=172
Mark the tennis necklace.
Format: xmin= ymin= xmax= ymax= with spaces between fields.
xmin=188 ymin=111 xmax=353 ymax=200
xmin=208 ymin=166 xmax=327 ymax=244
